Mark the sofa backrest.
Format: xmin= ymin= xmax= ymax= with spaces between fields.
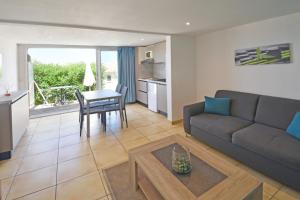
xmin=215 ymin=90 xmax=259 ymax=121
xmin=255 ymin=95 xmax=300 ymax=130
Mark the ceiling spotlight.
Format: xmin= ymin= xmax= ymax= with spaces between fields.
xmin=185 ymin=22 xmax=191 ymax=26
xmin=140 ymin=38 xmax=145 ymax=41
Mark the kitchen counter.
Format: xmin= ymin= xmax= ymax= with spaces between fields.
xmin=0 ymin=90 xmax=28 ymax=104
xmin=0 ymin=90 xmax=29 ymax=160
xmin=138 ymin=78 xmax=167 ymax=85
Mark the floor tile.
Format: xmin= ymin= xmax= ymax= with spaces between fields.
xmin=16 ymin=186 xmax=56 ymax=200
xmin=7 ymin=166 xmax=57 ymax=200
xmin=59 ymin=134 xmax=87 ymax=148
xmin=17 ymin=135 xmax=33 ymax=147
xmin=11 ymin=146 xmax=29 ymax=160
xmin=114 ymin=129 xmax=145 ymax=142
xmin=17 ymin=150 xmax=58 ymax=175
xmin=89 ymin=135 xmax=119 ymax=151
xmin=273 ymin=186 xmax=300 ymax=200
xmin=264 ymin=182 xmax=281 ymax=196
xmin=93 ymin=146 xmax=128 ymax=169
xmin=1 ymin=177 xmax=14 ymax=200
xmin=56 ymin=172 xmax=106 ymax=200
xmin=146 ymin=131 xmax=173 ymax=141
xmin=60 ymin=125 xmax=81 ymax=137
xmin=35 ymin=125 xmax=60 ymax=133
xmin=136 ymin=124 xmax=166 ymax=136
xmin=129 ymin=119 xmax=153 ymax=128
xmin=25 ymin=139 xmax=59 ymax=156
xmin=99 ymin=172 xmax=110 ymax=195
xmin=58 ymin=142 xmax=91 ymax=163
xmin=0 ymin=159 xmax=22 ymax=180
xmin=30 ymin=130 xmax=60 ymax=144
xmin=57 ymin=155 xmax=97 ymax=184
xmin=120 ymin=137 xmax=150 ymax=151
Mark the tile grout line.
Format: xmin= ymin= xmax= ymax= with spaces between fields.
xmin=54 ymin=114 xmax=63 ymax=200
xmin=3 ymin=119 xmax=40 ymax=200
xmin=268 ymin=186 xmax=283 ymax=200
xmin=13 ymin=185 xmax=55 ymax=200
xmin=87 ymin=125 xmax=111 ymax=199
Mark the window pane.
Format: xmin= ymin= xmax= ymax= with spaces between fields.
xmin=100 ymin=51 xmax=118 ymax=90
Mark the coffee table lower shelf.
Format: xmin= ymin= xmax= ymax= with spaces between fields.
xmin=138 ymin=177 xmax=164 ymax=200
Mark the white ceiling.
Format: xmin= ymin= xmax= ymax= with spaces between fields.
xmin=0 ymin=23 xmax=166 ymax=46
xmin=0 ymin=0 xmax=300 ymax=34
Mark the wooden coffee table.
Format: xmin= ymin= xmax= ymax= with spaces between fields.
xmin=129 ymin=134 xmax=262 ymax=200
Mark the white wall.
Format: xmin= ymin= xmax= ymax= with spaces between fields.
xmin=196 ymin=12 xmax=300 ymax=100
xmin=0 ymin=38 xmax=18 ymax=94
xmin=166 ymin=35 xmax=197 ymax=121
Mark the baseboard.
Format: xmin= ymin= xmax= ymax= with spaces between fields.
xmin=171 ymin=119 xmax=183 ymax=125
xmin=0 ymin=151 xmax=11 ymax=160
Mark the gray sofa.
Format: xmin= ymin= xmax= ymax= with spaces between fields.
xmin=183 ymin=90 xmax=300 ymax=191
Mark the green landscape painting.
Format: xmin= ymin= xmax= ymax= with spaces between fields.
xmin=235 ymin=43 xmax=291 ymax=66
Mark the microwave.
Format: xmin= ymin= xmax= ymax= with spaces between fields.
xmin=145 ymin=51 xmax=153 ymax=59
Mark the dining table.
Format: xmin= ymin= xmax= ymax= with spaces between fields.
xmin=82 ymin=89 xmax=123 ymax=137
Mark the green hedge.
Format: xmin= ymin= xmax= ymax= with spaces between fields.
xmin=33 ymin=61 xmax=106 ymax=105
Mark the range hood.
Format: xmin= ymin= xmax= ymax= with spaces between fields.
xmin=141 ymin=58 xmax=154 ymax=64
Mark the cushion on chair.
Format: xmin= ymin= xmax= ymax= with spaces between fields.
xmin=190 ymin=114 xmax=252 ymax=142
xmin=233 ymin=123 xmax=300 ymax=171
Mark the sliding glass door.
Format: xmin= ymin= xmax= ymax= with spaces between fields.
xmin=96 ymin=49 xmax=118 ymax=90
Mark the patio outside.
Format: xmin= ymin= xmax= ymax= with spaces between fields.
xmin=28 ymin=48 xmax=118 ymax=116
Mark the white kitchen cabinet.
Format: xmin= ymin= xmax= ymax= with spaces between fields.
xmin=157 ymin=83 xmax=167 ymax=113
xmin=137 ymin=91 xmax=148 ymax=105
xmin=0 ymin=91 xmax=29 ymax=159
xmin=137 ymin=80 xmax=148 ymax=92
xmin=148 ymin=82 xmax=158 ymax=112
xmin=137 ymin=80 xmax=148 ymax=105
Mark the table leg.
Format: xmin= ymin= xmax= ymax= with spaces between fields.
xmin=87 ymin=101 xmax=90 ymax=137
xmin=119 ymin=97 xmax=123 ymax=128
xmin=129 ymin=157 xmax=139 ymax=192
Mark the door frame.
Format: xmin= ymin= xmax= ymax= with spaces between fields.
xmin=96 ymin=47 xmax=118 ymax=90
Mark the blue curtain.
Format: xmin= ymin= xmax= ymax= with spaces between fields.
xmin=118 ymin=47 xmax=136 ymax=103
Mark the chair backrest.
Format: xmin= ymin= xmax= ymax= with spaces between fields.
xmin=75 ymin=89 xmax=84 ymax=112
xmin=116 ymin=84 xmax=123 ymax=93
xmin=120 ymin=86 xmax=128 ymax=109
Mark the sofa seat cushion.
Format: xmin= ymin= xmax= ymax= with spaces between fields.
xmin=190 ymin=114 xmax=252 ymax=142
xmin=233 ymin=123 xmax=300 ymax=171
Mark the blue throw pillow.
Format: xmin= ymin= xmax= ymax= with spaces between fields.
xmin=204 ymin=96 xmax=231 ymax=116
xmin=287 ymin=112 xmax=300 ymax=140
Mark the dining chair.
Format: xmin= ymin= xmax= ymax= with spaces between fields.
xmin=75 ymin=90 xmax=107 ymax=136
xmin=116 ymin=84 xmax=123 ymax=93
xmin=103 ymin=86 xmax=128 ymax=128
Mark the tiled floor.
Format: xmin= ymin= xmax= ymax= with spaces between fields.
xmin=0 ymin=103 xmax=299 ymax=200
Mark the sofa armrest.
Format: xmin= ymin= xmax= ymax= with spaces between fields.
xmin=183 ymin=102 xmax=205 ymax=134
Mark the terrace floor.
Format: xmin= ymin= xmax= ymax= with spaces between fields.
xmin=0 ymin=104 xmax=299 ymax=200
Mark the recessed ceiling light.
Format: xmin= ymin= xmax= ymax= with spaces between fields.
xmin=185 ymin=22 xmax=191 ymax=26
xmin=140 ymin=38 xmax=145 ymax=41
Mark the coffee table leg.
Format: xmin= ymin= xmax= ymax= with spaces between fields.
xmin=130 ymin=159 xmax=139 ymax=192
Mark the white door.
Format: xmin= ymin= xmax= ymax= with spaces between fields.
xmin=148 ymin=82 xmax=157 ymax=112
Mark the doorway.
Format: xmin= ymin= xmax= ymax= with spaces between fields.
xmin=99 ymin=50 xmax=118 ymax=90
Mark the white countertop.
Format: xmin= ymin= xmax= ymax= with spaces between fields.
xmin=0 ymin=90 xmax=28 ymax=104
xmin=138 ymin=78 xmax=167 ymax=85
